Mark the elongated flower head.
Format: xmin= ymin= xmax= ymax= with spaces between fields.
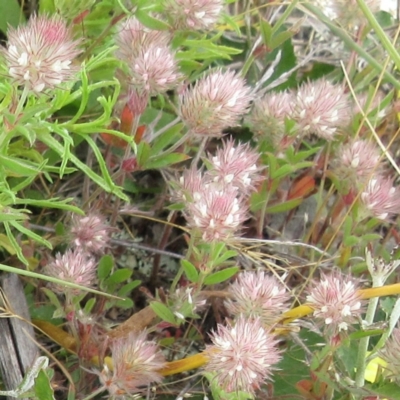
xmin=70 ymin=213 xmax=111 ymax=255
xmin=336 ymin=139 xmax=381 ymax=183
xmin=206 ymin=138 xmax=264 ymax=193
xmin=205 ymin=316 xmax=281 ymax=395
xmin=293 ymin=79 xmax=351 ymax=140
xmin=164 ymin=0 xmax=223 ymax=30
xmin=99 ymin=331 xmax=166 ymax=396
xmin=380 ymin=326 xmax=400 ymax=382
xmin=45 ymin=249 xmax=97 ymax=295
xmin=180 ymin=69 xmax=253 ymax=137
xmin=185 ymin=185 xmax=248 ymax=242
xmin=306 ymin=271 xmax=363 ymax=334
xmin=115 ymin=17 xmax=171 ymax=62
xmin=3 ymin=14 xmax=82 ymax=92
xmin=248 ymin=90 xmax=295 ymax=145
xmin=129 ymin=44 xmax=182 ymax=95
xmin=360 ymin=176 xmax=400 ymax=220
xmin=226 ymin=271 xmax=290 ymax=327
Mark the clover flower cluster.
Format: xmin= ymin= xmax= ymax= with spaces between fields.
xmin=2 ymin=14 xmax=82 ymax=93
xmin=98 ymin=331 xmax=166 ymax=397
xmin=204 ymin=316 xmax=281 ymax=395
xmin=380 ymin=326 xmax=400 ymax=383
xmin=164 ymin=0 xmax=223 ymax=30
xmin=45 ymin=213 xmax=111 ymax=295
xmin=172 ymin=138 xmax=263 ymax=242
xmin=225 ymin=270 xmax=290 ymax=327
xmin=248 ymin=78 xmax=351 ymax=146
xmin=306 ymin=270 xmax=364 ymax=337
xmin=115 ymin=17 xmax=181 ymax=100
xmin=180 ymin=69 xmax=254 ymax=137
xmin=332 ymin=137 xmax=400 ymax=221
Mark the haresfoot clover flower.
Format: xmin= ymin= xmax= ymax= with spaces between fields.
xmin=204 ymin=316 xmax=281 ymax=395
xmin=184 ymin=184 xmax=248 ymax=242
xmin=306 ymin=271 xmax=363 ymax=334
xmin=70 ymin=213 xmax=111 ymax=255
xmin=45 ymin=249 xmax=97 ymax=295
xmin=292 ymin=78 xmax=351 ymax=140
xmin=337 ymin=139 xmax=381 ymax=182
xmin=360 ymin=176 xmax=400 ymax=221
xmin=225 ymin=271 xmax=290 ymax=327
xmin=179 ymin=69 xmax=253 ymax=137
xmin=206 ymin=138 xmax=264 ymax=193
xmin=98 ymin=331 xmax=166 ymax=397
xmin=380 ymin=326 xmax=400 ymax=383
xmin=164 ymin=0 xmax=223 ymax=30
xmin=3 ymin=14 xmax=82 ymax=92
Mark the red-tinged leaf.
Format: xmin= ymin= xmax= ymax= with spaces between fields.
xmin=134 ymin=124 xmax=146 ymax=144
xmin=73 ymin=9 xmax=90 ymax=24
xmin=120 ymin=104 xmax=134 ymax=135
xmin=288 ymin=175 xmax=316 ymax=200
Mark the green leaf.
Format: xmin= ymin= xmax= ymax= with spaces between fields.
xmin=144 ymin=153 xmax=189 ymax=169
xmin=106 ymin=268 xmax=132 ymax=284
xmin=98 ymin=255 xmax=114 ymax=279
xmin=136 ymin=141 xmax=151 ymax=167
xmin=83 ymin=298 xmax=97 ymax=314
xmin=34 ymin=369 xmax=55 ymax=400
xmin=0 ymin=155 xmax=45 ymax=177
xmin=135 ymin=9 xmax=170 ymax=30
xmin=181 ymin=260 xmax=199 ymax=283
xmin=118 ymin=280 xmax=141 ymax=296
xmin=0 ymin=0 xmax=24 ymax=33
xmin=264 ymin=198 xmax=303 ymax=214
xmin=203 ymin=266 xmax=239 ymax=285
xmin=150 ymin=301 xmax=177 ymax=325
xmin=150 ymin=123 xmax=184 ymax=154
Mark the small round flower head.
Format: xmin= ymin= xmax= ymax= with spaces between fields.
xmin=205 ymin=316 xmax=281 ymax=395
xmin=129 ymin=44 xmax=182 ymax=95
xmin=248 ymin=90 xmax=295 ymax=144
xmin=170 ymin=286 xmax=207 ymax=321
xmin=206 ymin=138 xmax=264 ymax=193
xmin=99 ymin=331 xmax=166 ymax=396
xmin=45 ymin=249 xmax=97 ymax=295
xmin=306 ymin=271 xmax=363 ymax=334
xmin=380 ymin=326 xmax=400 ymax=382
xmin=333 ymin=0 xmax=381 ymax=28
xmin=115 ymin=17 xmax=171 ymax=63
xmin=293 ymin=79 xmax=351 ymax=140
xmin=225 ymin=271 xmax=290 ymax=327
xmin=3 ymin=14 xmax=82 ymax=93
xmin=360 ymin=176 xmax=400 ymax=220
xmin=70 ymin=213 xmax=111 ymax=255
xmin=180 ymin=69 xmax=253 ymax=137
xmin=164 ymin=0 xmax=223 ymax=30
xmin=336 ymin=139 xmax=381 ymax=182
xmin=171 ymin=166 xmax=207 ymax=204
xmin=185 ymin=185 xmax=247 ymax=242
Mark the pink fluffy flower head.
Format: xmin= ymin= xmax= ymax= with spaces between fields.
xmin=115 ymin=17 xmax=171 ymax=62
xmin=360 ymin=176 xmax=400 ymax=220
xmin=130 ymin=44 xmax=182 ymax=95
xmin=99 ymin=331 xmax=166 ymax=396
xmin=380 ymin=326 xmax=400 ymax=382
xmin=206 ymin=138 xmax=264 ymax=193
xmin=293 ymin=79 xmax=351 ymax=140
xmin=338 ymin=139 xmax=381 ymax=182
xmin=180 ymin=69 xmax=253 ymax=137
xmin=205 ymin=316 xmax=281 ymax=395
xmin=306 ymin=271 xmax=363 ymax=335
xmin=45 ymin=249 xmax=97 ymax=295
xmin=164 ymin=0 xmax=223 ymax=30
xmin=248 ymin=90 xmax=295 ymax=146
xmin=70 ymin=213 xmax=111 ymax=255
xmin=226 ymin=271 xmax=290 ymax=327
xmin=3 ymin=14 xmax=81 ymax=93
xmin=185 ymin=185 xmax=248 ymax=242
